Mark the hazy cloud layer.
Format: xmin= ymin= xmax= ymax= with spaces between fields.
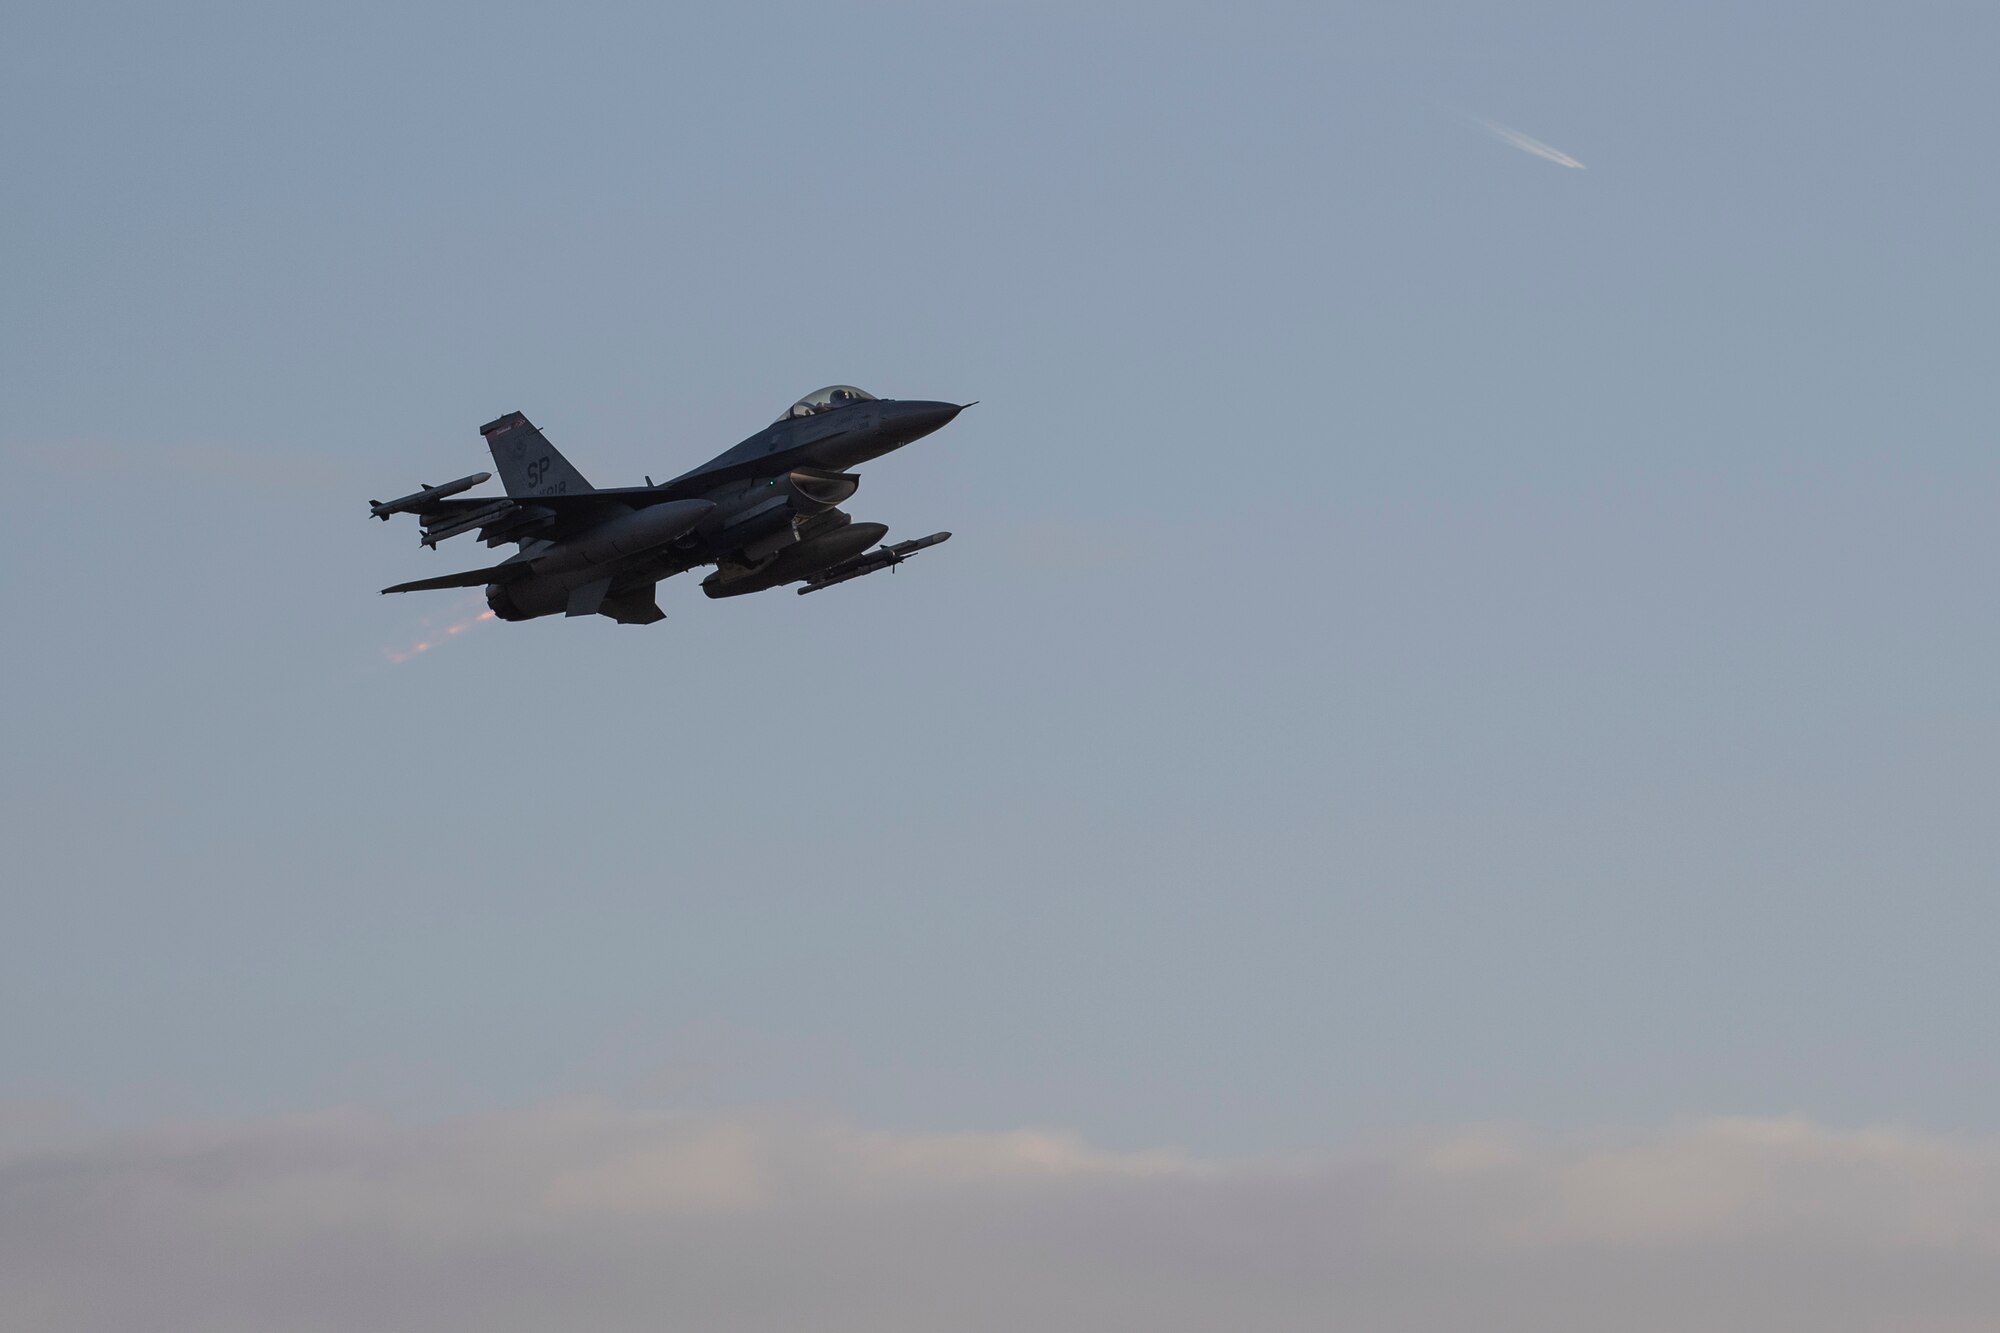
xmin=5 ymin=1104 xmax=1999 ymax=1332
xmin=3 ymin=439 xmax=355 ymax=489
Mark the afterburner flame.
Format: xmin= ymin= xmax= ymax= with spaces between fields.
xmin=385 ymin=597 xmax=497 ymax=664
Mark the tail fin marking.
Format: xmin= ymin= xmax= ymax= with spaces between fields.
xmin=480 ymin=412 xmax=594 ymax=498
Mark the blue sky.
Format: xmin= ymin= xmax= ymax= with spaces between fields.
xmin=4 ymin=0 xmax=1996 ymax=1172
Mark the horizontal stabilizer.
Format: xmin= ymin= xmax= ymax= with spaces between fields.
xmin=381 ymin=560 xmax=527 ymax=594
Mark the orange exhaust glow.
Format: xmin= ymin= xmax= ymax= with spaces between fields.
xmin=385 ymin=597 xmax=498 ymax=664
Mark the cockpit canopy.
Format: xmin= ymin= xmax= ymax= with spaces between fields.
xmin=780 ymin=385 xmax=877 ymax=422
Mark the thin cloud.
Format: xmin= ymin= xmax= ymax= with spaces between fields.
xmin=1480 ymin=119 xmax=1589 ymax=170
xmin=4 ymin=439 xmax=358 ymax=489
xmin=5 ymin=1103 xmax=1999 ymax=1332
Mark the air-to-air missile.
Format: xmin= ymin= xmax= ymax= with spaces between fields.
xmin=369 ymin=472 xmax=492 ymax=521
xmin=418 ymin=500 xmax=517 ymax=548
xmin=797 ymin=532 xmax=952 ymax=594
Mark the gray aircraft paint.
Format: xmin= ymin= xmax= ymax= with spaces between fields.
xmin=372 ymin=387 xmax=965 ymax=623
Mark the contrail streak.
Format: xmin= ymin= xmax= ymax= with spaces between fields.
xmin=1480 ymin=120 xmax=1587 ymax=170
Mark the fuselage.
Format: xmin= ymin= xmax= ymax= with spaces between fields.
xmin=479 ymin=389 xmax=964 ymax=621
xmin=665 ymin=396 xmax=967 ymax=491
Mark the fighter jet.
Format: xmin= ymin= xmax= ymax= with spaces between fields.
xmin=368 ymin=386 xmax=967 ymax=624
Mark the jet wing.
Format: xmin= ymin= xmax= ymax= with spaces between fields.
xmin=381 ymin=559 xmax=529 ymax=594
xmin=396 ymin=488 xmax=692 ymax=548
xmin=418 ymin=487 xmax=664 ymax=511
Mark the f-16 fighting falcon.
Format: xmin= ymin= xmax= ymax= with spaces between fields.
xmin=369 ymin=386 xmax=967 ymax=624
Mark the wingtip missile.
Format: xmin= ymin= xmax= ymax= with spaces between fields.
xmin=368 ymin=471 xmax=493 ymax=520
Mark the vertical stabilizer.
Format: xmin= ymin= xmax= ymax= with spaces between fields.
xmin=480 ymin=412 xmax=594 ymax=498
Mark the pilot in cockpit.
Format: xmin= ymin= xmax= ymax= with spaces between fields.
xmin=784 ymin=386 xmax=875 ymax=420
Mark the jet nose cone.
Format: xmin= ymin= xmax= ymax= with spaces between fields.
xmin=886 ymin=399 xmax=965 ymax=443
